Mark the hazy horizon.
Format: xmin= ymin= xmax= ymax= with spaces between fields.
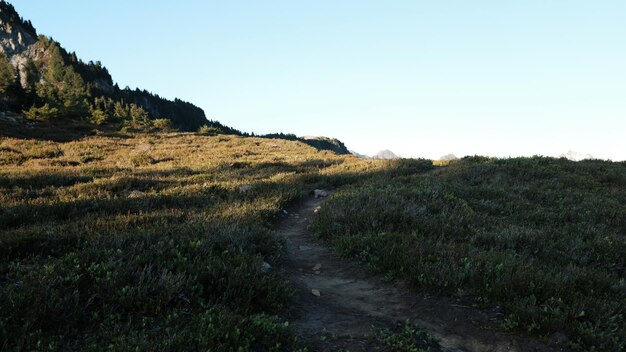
xmin=11 ymin=1 xmax=626 ymax=160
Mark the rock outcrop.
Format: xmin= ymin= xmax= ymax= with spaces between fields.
xmin=0 ymin=1 xmax=36 ymax=57
xmin=0 ymin=0 xmax=212 ymax=131
xmin=373 ymin=149 xmax=399 ymax=159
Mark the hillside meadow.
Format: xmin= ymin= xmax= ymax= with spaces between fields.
xmin=1 ymin=132 xmax=624 ymax=351
xmin=0 ymin=132 xmax=383 ymax=350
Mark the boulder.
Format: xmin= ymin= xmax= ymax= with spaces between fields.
xmin=314 ymin=189 xmax=329 ymax=198
xmin=238 ymin=185 xmax=253 ymax=193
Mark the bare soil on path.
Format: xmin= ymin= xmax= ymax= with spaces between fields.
xmin=276 ymin=195 xmax=572 ymax=352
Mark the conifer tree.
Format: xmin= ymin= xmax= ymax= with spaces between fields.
xmin=0 ymin=52 xmax=15 ymax=95
xmin=35 ymin=39 xmax=89 ymax=117
xmin=130 ymin=104 xmax=149 ymax=127
xmin=0 ymin=52 xmax=17 ymax=110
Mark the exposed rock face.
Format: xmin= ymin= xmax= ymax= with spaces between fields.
xmin=373 ymin=149 xmax=399 ymax=159
xmin=1 ymin=1 xmax=41 ymax=92
xmin=0 ymin=1 xmax=37 ymax=57
xmin=0 ymin=0 xmax=211 ymax=131
xmin=313 ymin=189 xmax=329 ymax=198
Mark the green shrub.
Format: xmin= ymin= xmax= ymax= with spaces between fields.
xmin=89 ymin=109 xmax=109 ymax=125
xmin=24 ymin=145 xmax=64 ymax=159
xmin=371 ymin=321 xmax=440 ymax=352
xmin=129 ymin=153 xmax=155 ymax=166
xmin=152 ymin=118 xmax=175 ymax=131
xmin=198 ymin=125 xmax=220 ymax=135
xmin=23 ymin=103 xmax=60 ymax=121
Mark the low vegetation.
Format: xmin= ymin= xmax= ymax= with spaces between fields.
xmin=370 ymin=321 xmax=441 ymax=352
xmin=2 ymin=130 xmax=624 ymax=351
xmin=0 ymin=132 xmax=379 ymax=350
xmin=312 ymin=156 xmax=626 ymax=351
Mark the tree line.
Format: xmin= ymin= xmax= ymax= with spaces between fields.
xmin=0 ymin=33 xmax=210 ymax=132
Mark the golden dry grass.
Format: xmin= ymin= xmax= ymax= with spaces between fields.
xmin=0 ymin=132 xmax=383 ymax=350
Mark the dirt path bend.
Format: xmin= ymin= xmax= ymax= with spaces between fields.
xmin=276 ymin=195 xmax=571 ymax=352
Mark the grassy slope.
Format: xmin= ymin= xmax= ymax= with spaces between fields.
xmin=312 ymin=157 xmax=626 ymax=351
xmin=0 ymin=132 xmax=381 ymax=350
xmin=3 ymin=134 xmax=625 ymax=351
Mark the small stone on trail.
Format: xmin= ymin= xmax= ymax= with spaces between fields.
xmin=313 ymin=264 xmax=322 ymax=271
xmin=238 ymin=185 xmax=253 ymax=193
xmin=282 ymin=209 xmax=288 ymax=215
xmin=315 ymin=271 xmax=321 ymax=275
xmin=311 ymin=289 xmax=321 ymax=297
xmin=313 ymin=206 xmax=321 ymax=213
xmin=313 ymin=189 xmax=329 ymax=198
xmin=261 ymin=262 xmax=271 ymax=272
xmin=548 ymin=332 xmax=569 ymax=345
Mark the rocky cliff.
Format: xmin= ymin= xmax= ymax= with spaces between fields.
xmin=0 ymin=0 xmax=210 ymax=131
xmin=0 ymin=1 xmax=36 ymax=56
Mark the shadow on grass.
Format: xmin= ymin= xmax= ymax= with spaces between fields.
xmin=0 ymin=118 xmax=131 ymax=142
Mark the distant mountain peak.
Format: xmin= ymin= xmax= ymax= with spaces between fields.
xmin=559 ymin=150 xmax=594 ymax=161
xmin=373 ymin=149 xmax=399 ymax=159
xmin=439 ymin=154 xmax=458 ymax=161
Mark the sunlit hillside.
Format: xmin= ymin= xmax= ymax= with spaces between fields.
xmin=0 ymin=131 xmax=381 ymax=350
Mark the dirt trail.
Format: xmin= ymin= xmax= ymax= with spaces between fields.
xmin=277 ymin=195 xmax=571 ymax=352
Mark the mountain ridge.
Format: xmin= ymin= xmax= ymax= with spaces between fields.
xmin=0 ymin=1 xmax=350 ymax=154
xmin=0 ymin=0 xmax=224 ymax=132
xmin=0 ymin=0 xmax=218 ymax=131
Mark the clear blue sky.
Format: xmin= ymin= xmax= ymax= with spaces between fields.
xmin=11 ymin=1 xmax=626 ymax=160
